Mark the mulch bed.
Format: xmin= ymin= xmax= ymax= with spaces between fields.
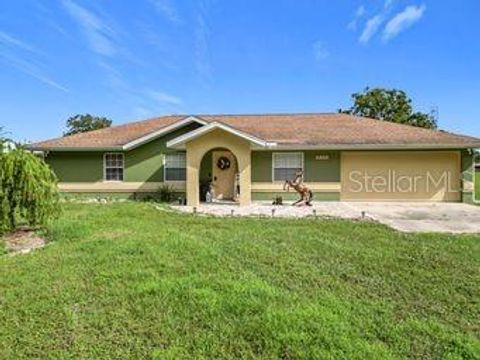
xmin=3 ymin=227 xmax=46 ymax=255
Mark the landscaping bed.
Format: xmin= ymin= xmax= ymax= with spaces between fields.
xmin=1 ymin=202 xmax=479 ymax=359
xmin=2 ymin=228 xmax=47 ymax=255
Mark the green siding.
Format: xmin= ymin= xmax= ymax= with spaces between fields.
xmin=125 ymin=124 xmax=199 ymax=182
xmin=461 ymin=150 xmax=475 ymax=203
xmin=46 ymin=152 xmax=103 ymax=182
xmin=475 ymin=170 xmax=480 ymax=203
xmin=49 ymin=144 xmax=341 ymax=185
xmin=47 ymin=123 xmax=200 ymax=183
xmin=251 ymin=151 xmax=272 ymax=182
xmin=463 ymin=192 xmax=475 ymax=204
xmin=251 ymin=151 xmax=341 ymax=182
xmin=304 ymin=151 xmax=340 ymax=182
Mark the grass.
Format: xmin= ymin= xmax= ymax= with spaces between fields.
xmin=1 ymin=203 xmax=480 ymax=359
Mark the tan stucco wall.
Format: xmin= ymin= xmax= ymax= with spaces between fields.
xmin=185 ymin=129 xmax=251 ymax=206
xmin=251 ymin=182 xmax=341 ymax=192
xmin=58 ymin=181 xmax=185 ymax=193
xmin=341 ymin=151 xmax=461 ymax=202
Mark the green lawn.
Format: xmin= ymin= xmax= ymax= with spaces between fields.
xmin=1 ymin=203 xmax=480 ymax=359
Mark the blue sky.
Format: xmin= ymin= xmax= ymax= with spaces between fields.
xmin=1 ymin=0 xmax=479 ymax=142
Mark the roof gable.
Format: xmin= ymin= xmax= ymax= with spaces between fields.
xmin=123 ymin=116 xmax=206 ymax=150
xmin=29 ymin=115 xmax=204 ymax=151
xmin=167 ymin=122 xmax=276 ymax=149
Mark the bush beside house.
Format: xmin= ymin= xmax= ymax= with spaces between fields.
xmin=0 ymin=147 xmax=60 ymax=235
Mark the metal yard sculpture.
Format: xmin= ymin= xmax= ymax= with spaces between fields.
xmin=284 ymin=172 xmax=313 ymax=206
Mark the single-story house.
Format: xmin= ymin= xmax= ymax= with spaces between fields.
xmin=29 ymin=113 xmax=480 ymax=205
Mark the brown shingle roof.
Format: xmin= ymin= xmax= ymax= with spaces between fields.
xmin=30 ymin=113 xmax=480 ymax=150
xmin=30 ymin=115 xmax=185 ymax=150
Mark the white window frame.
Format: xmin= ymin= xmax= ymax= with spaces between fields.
xmin=103 ymin=152 xmax=124 ymax=182
xmin=164 ymin=152 xmax=187 ymax=182
xmin=272 ymin=152 xmax=304 ymax=182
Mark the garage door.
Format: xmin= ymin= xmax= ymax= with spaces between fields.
xmin=341 ymin=151 xmax=461 ymax=201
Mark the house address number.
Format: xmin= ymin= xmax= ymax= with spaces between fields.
xmin=315 ymin=154 xmax=330 ymax=160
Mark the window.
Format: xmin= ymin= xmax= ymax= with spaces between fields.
xmin=273 ymin=152 xmax=303 ymax=181
xmin=165 ymin=153 xmax=186 ymax=181
xmin=104 ymin=153 xmax=124 ymax=181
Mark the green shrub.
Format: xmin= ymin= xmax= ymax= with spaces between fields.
xmin=140 ymin=195 xmax=152 ymax=202
xmin=157 ymin=184 xmax=176 ymax=203
xmin=0 ymin=147 xmax=60 ymax=234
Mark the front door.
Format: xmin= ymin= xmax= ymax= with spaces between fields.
xmin=212 ymin=150 xmax=236 ymax=200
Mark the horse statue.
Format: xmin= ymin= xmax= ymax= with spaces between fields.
xmin=284 ymin=172 xmax=313 ymax=206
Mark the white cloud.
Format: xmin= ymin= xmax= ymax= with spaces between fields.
xmin=97 ymin=61 xmax=129 ymax=90
xmin=149 ymin=0 xmax=182 ymax=24
xmin=347 ymin=20 xmax=356 ymax=31
xmin=62 ymin=0 xmax=117 ymax=57
xmin=356 ymin=5 xmax=366 ymax=17
xmin=0 ymin=31 xmax=39 ymax=54
xmin=384 ymin=0 xmax=395 ymax=9
xmin=133 ymin=106 xmax=155 ymax=119
xmin=0 ymin=50 xmax=68 ymax=92
xmin=359 ymin=15 xmax=384 ymax=44
xmin=0 ymin=30 xmax=68 ymax=92
xmin=347 ymin=5 xmax=366 ymax=31
xmin=34 ymin=2 xmax=71 ymax=38
xmin=194 ymin=1 xmax=212 ymax=85
xmin=17 ymin=65 xmax=69 ymax=92
xmin=383 ymin=4 xmax=426 ymax=41
xmin=313 ymin=41 xmax=329 ymax=61
xmin=147 ymin=90 xmax=183 ymax=105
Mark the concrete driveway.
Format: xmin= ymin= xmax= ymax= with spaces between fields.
xmin=344 ymin=202 xmax=480 ymax=234
xmin=173 ymin=201 xmax=480 ymax=234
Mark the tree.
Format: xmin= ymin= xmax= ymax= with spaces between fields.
xmin=0 ymin=126 xmax=7 ymax=146
xmin=340 ymin=87 xmax=437 ymax=129
xmin=0 ymin=126 xmax=12 ymax=154
xmin=0 ymin=147 xmax=59 ymax=233
xmin=64 ymin=114 xmax=112 ymax=136
xmin=0 ymin=128 xmax=4 ymax=153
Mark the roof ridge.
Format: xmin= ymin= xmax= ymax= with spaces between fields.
xmin=109 ymin=114 xmax=185 ymax=128
xmin=195 ymin=112 xmax=337 ymax=117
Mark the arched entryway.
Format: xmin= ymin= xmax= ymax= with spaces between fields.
xmin=200 ymin=148 xmax=239 ymax=203
xmin=184 ymin=128 xmax=251 ymax=207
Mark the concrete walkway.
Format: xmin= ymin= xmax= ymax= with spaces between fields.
xmin=349 ymin=202 xmax=480 ymax=234
xmin=172 ymin=201 xmax=480 ymax=234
